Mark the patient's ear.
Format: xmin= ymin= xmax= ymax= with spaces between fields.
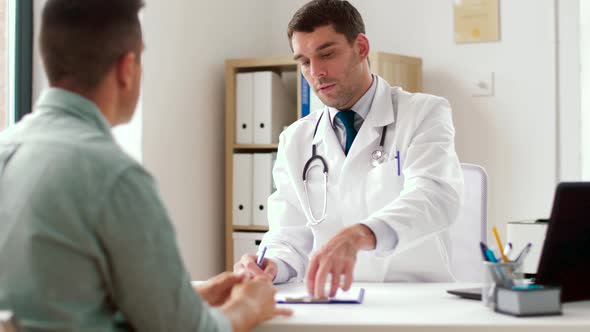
xmin=115 ymin=52 xmax=138 ymax=91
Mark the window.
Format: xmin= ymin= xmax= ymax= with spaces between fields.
xmin=1 ymin=0 xmax=32 ymax=132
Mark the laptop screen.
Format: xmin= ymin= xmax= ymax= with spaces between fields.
xmin=535 ymin=182 xmax=590 ymax=302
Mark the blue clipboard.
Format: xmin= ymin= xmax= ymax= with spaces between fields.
xmin=277 ymin=287 xmax=365 ymax=304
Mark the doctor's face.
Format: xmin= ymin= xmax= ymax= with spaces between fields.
xmin=292 ymin=25 xmax=370 ymax=110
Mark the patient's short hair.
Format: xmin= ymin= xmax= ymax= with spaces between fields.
xmin=40 ymin=0 xmax=144 ymax=91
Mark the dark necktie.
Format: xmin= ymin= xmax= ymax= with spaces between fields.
xmin=335 ymin=110 xmax=357 ymax=156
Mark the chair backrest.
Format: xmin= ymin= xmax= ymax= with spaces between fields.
xmin=0 ymin=311 xmax=18 ymax=332
xmin=448 ymin=163 xmax=488 ymax=282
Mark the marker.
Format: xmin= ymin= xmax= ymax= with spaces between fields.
xmin=257 ymin=246 xmax=268 ymax=267
xmin=480 ymin=242 xmax=499 ymax=262
xmin=479 ymin=242 xmax=490 ymax=261
xmin=503 ymin=242 xmax=513 ymax=258
xmin=484 ymin=248 xmax=498 ymax=263
xmin=492 ymin=227 xmax=509 ymax=263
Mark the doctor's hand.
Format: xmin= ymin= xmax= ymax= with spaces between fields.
xmin=234 ymin=254 xmax=278 ymax=281
xmin=306 ymin=224 xmax=377 ymax=298
xmin=193 ymin=271 xmax=246 ymax=306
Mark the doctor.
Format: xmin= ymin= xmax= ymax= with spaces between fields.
xmin=235 ymin=0 xmax=463 ymax=298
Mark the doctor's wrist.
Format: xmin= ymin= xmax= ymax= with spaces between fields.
xmin=349 ymin=224 xmax=377 ymax=251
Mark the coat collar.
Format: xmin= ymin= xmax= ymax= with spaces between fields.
xmin=328 ymin=75 xmax=377 ymax=127
xmin=311 ymin=76 xmax=397 ymax=158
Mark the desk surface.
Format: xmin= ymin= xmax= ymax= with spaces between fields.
xmin=255 ymin=283 xmax=590 ymax=332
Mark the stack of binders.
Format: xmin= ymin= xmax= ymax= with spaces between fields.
xmin=232 ymin=153 xmax=277 ymax=227
xmin=233 ymin=70 xmax=295 ymax=227
xmin=235 ymin=71 xmax=296 ymax=145
xmin=300 ymin=74 xmax=325 ymax=117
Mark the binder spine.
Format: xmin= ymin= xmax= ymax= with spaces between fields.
xmin=301 ymin=73 xmax=310 ymax=118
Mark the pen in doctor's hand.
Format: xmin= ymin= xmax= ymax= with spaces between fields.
xmin=257 ymin=246 xmax=268 ymax=267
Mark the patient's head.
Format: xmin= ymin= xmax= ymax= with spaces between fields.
xmin=40 ymin=0 xmax=145 ymax=125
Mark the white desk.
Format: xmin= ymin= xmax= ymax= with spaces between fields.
xmin=255 ymin=283 xmax=590 ymax=332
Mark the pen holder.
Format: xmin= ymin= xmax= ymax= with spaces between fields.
xmin=482 ymin=261 xmax=522 ymax=308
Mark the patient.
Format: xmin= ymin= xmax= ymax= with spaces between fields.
xmin=0 ymin=0 xmax=290 ymax=331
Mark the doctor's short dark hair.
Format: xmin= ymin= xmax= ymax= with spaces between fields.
xmin=40 ymin=0 xmax=144 ymax=91
xmin=287 ymin=0 xmax=365 ymax=46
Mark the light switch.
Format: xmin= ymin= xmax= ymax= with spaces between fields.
xmin=470 ymin=72 xmax=495 ymax=97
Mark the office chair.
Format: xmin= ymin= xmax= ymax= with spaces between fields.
xmin=448 ymin=163 xmax=488 ymax=282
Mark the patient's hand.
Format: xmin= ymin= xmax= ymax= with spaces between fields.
xmin=194 ymin=272 xmax=245 ymax=306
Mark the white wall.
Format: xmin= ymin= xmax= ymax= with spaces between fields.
xmin=141 ymin=0 xmax=272 ymax=279
xmin=269 ymin=0 xmax=308 ymax=54
xmin=582 ymin=1 xmax=590 ymax=180
xmin=269 ymin=0 xmax=563 ymax=239
xmin=558 ymin=0 xmax=581 ymax=182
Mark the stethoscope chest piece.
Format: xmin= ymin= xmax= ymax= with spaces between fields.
xmin=371 ymin=149 xmax=389 ymax=167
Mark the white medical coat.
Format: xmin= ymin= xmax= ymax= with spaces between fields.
xmin=260 ymin=76 xmax=463 ymax=282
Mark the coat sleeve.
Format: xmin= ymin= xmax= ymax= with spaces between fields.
xmin=258 ymin=131 xmax=314 ymax=282
xmin=363 ymin=96 xmax=464 ymax=256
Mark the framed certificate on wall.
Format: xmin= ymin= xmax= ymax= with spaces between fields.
xmin=454 ymin=0 xmax=500 ymax=43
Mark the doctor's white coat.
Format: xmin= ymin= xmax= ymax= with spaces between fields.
xmin=259 ymin=76 xmax=464 ymax=282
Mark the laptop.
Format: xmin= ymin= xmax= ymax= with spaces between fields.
xmin=448 ymin=182 xmax=590 ymax=302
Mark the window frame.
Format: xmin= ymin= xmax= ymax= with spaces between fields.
xmin=9 ymin=0 xmax=33 ymax=124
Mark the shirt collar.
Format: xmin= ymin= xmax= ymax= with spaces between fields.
xmin=329 ymin=74 xmax=378 ymax=126
xmin=35 ymin=88 xmax=113 ymax=137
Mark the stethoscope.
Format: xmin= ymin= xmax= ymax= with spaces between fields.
xmin=302 ymin=108 xmax=400 ymax=226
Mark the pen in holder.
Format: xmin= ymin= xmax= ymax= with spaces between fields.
xmin=482 ymin=260 xmax=522 ymax=308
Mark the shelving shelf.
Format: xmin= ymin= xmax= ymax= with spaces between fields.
xmin=233 ymin=226 xmax=270 ymax=232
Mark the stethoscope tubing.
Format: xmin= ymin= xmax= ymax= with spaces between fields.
xmin=302 ymin=110 xmax=389 ymax=226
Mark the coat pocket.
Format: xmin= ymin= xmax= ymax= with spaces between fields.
xmin=364 ymin=159 xmax=404 ymax=212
